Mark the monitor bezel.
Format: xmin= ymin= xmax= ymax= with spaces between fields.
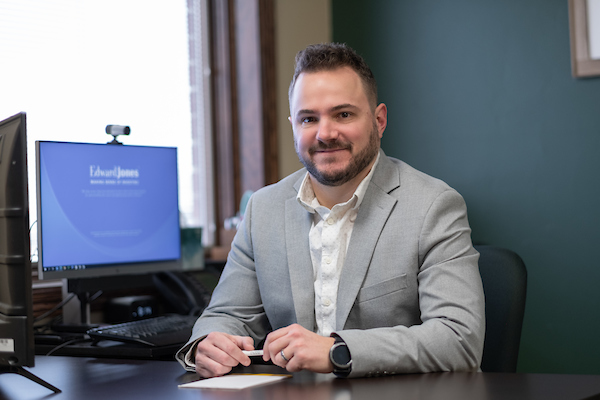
xmin=0 ymin=112 xmax=34 ymax=368
xmin=35 ymin=140 xmax=183 ymax=281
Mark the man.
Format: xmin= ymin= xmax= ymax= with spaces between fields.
xmin=176 ymin=43 xmax=485 ymax=378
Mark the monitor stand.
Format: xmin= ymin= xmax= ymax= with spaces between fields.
xmin=61 ymin=274 xmax=156 ymax=326
xmin=60 ymin=280 xmax=95 ymax=327
xmin=0 ymin=365 xmax=61 ymax=393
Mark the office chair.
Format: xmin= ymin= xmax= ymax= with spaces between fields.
xmin=475 ymin=245 xmax=527 ymax=373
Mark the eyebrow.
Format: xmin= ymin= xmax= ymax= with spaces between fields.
xmin=295 ymin=103 xmax=359 ymax=117
xmin=330 ymin=103 xmax=358 ymax=112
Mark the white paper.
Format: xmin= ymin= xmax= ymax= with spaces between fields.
xmin=179 ymin=374 xmax=290 ymax=390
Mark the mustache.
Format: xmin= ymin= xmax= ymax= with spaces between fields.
xmin=308 ymin=140 xmax=352 ymax=154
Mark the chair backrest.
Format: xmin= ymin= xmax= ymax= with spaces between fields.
xmin=475 ymin=245 xmax=527 ymax=373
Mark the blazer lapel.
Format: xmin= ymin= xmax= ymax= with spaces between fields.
xmin=285 ymin=176 xmax=315 ymax=331
xmin=336 ymin=151 xmax=400 ymax=330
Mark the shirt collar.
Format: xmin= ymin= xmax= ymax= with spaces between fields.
xmin=297 ymin=151 xmax=380 ymax=213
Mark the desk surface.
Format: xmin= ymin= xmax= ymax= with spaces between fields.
xmin=1 ymin=356 xmax=600 ymax=400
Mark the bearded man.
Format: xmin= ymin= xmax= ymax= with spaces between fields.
xmin=177 ymin=42 xmax=485 ymax=378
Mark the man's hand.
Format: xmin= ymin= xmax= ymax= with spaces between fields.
xmin=262 ymin=324 xmax=335 ymax=373
xmin=194 ymin=332 xmax=255 ymax=377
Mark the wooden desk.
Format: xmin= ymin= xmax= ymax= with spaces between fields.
xmin=1 ymin=356 xmax=600 ymax=400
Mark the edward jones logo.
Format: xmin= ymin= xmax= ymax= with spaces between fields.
xmin=89 ymin=165 xmax=139 ymax=179
xmin=89 ymin=165 xmax=140 ymax=185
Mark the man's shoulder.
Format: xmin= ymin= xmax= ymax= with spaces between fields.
xmin=378 ymin=153 xmax=454 ymax=196
xmin=251 ymin=168 xmax=305 ymax=201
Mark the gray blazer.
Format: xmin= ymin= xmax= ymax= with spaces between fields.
xmin=177 ymin=150 xmax=485 ymax=377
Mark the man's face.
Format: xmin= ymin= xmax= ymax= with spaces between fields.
xmin=289 ymin=66 xmax=387 ymax=187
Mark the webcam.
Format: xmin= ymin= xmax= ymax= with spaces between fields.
xmin=106 ymin=125 xmax=131 ymax=145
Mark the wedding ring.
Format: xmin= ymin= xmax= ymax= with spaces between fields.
xmin=280 ymin=349 xmax=289 ymax=362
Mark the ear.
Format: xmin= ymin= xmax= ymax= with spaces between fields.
xmin=374 ymin=103 xmax=387 ymax=138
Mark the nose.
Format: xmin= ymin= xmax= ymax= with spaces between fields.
xmin=315 ymin=118 xmax=338 ymax=142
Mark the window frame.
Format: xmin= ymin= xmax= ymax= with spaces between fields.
xmin=207 ymin=0 xmax=278 ymax=247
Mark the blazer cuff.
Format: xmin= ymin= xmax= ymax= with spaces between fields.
xmin=176 ymin=336 xmax=205 ymax=372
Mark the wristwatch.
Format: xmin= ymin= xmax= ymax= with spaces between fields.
xmin=329 ymin=337 xmax=352 ymax=377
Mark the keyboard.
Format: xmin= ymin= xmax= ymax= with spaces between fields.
xmin=87 ymin=314 xmax=197 ymax=347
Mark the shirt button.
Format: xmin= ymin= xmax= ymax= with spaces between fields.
xmin=327 ymin=218 xmax=334 ymax=225
xmin=323 ymin=298 xmax=331 ymax=306
xmin=325 ymin=257 xmax=332 ymax=264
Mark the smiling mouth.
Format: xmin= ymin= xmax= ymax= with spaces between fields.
xmin=310 ymin=145 xmax=351 ymax=155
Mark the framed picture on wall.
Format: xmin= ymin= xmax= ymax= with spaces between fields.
xmin=569 ymin=0 xmax=600 ymax=77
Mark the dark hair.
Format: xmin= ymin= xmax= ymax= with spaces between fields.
xmin=288 ymin=43 xmax=378 ymax=108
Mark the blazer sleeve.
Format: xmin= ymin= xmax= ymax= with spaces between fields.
xmin=336 ymin=189 xmax=485 ymax=377
xmin=175 ymin=195 xmax=272 ymax=369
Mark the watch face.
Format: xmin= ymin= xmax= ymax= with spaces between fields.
xmin=332 ymin=343 xmax=352 ymax=368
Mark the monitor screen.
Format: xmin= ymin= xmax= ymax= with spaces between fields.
xmin=36 ymin=141 xmax=182 ymax=280
xmin=0 ymin=112 xmax=34 ymax=369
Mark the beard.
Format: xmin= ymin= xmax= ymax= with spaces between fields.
xmin=295 ymin=123 xmax=380 ymax=187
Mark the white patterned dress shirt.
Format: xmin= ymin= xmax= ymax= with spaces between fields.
xmin=296 ymin=153 xmax=380 ymax=336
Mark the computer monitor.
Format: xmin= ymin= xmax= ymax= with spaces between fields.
xmin=0 ymin=112 xmax=59 ymax=392
xmin=0 ymin=112 xmax=33 ymax=368
xmin=36 ymin=141 xmax=182 ymax=322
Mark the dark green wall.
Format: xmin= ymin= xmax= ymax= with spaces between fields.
xmin=333 ymin=0 xmax=600 ymax=374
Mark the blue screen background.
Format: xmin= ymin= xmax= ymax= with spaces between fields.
xmin=38 ymin=142 xmax=180 ymax=268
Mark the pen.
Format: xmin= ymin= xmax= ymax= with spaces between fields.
xmin=242 ymin=350 xmax=264 ymax=357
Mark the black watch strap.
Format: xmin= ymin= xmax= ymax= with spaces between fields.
xmin=330 ymin=337 xmax=352 ymax=377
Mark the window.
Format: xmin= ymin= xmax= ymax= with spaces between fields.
xmin=0 ymin=0 xmax=215 ymax=250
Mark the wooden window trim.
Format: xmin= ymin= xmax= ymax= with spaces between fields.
xmin=208 ymin=0 xmax=278 ymax=246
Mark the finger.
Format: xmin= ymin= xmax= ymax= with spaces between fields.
xmin=268 ymin=340 xmax=294 ymax=368
xmin=264 ymin=323 xmax=306 ymax=363
xmin=262 ymin=326 xmax=290 ymax=361
xmin=197 ymin=339 xmax=238 ymax=368
xmin=195 ymin=338 xmax=238 ymax=377
xmin=218 ymin=333 xmax=253 ymax=366
xmin=284 ymin=355 xmax=303 ymax=373
xmin=194 ymin=352 xmax=234 ymax=378
xmin=280 ymin=348 xmax=291 ymax=364
xmin=198 ymin=332 xmax=251 ymax=368
xmin=219 ymin=333 xmax=254 ymax=366
xmin=236 ymin=335 xmax=256 ymax=351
